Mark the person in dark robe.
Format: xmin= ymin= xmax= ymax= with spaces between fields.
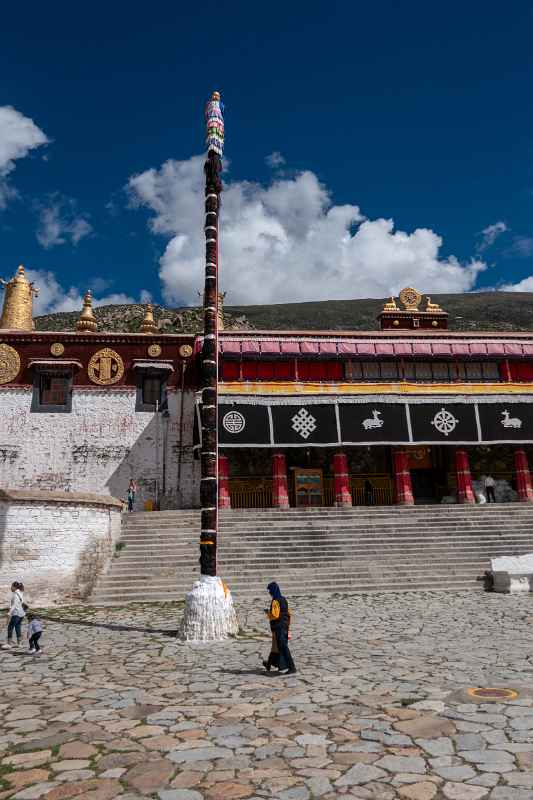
xmin=364 ymin=479 xmax=374 ymax=505
xmin=263 ymin=582 xmax=296 ymax=674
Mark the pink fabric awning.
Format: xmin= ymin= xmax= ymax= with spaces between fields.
xmin=337 ymin=341 xmax=358 ymax=355
xmin=241 ymin=339 xmax=260 ymax=354
xmin=356 ymin=342 xmax=376 ymax=355
xmin=486 ymin=342 xmax=506 ymax=356
xmin=300 ymin=341 xmax=320 ymax=355
xmin=221 ymin=340 xmax=241 ymax=354
xmin=468 ymin=342 xmax=488 ymax=356
xmin=260 ymin=340 xmax=280 ymax=354
xmin=319 ymin=342 xmax=337 ymax=355
xmin=504 ymin=343 xmax=523 ymax=356
xmin=431 ymin=343 xmax=452 ymax=356
xmin=393 ymin=343 xmax=412 ymax=356
xmin=412 ymin=343 xmax=432 ymax=356
xmin=451 ymin=343 xmax=470 ymax=356
xmin=280 ymin=341 xmax=300 ymax=354
xmin=522 ymin=344 xmax=533 ymax=356
xmin=375 ymin=343 xmax=395 ymax=356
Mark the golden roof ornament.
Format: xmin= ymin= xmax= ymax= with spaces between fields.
xmin=0 ymin=265 xmax=39 ymax=331
xmin=139 ymin=303 xmax=158 ymax=334
xmin=425 ymin=296 xmax=443 ymax=313
xmin=382 ymin=296 xmax=398 ymax=311
xmin=399 ymin=287 xmax=422 ymax=311
xmin=76 ymin=290 xmax=98 ymax=332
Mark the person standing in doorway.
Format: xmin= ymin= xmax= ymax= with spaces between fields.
xmin=364 ymin=479 xmax=374 ymax=506
xmin=127 ymin=479 xmax=137 ymax=513
xmin=484 ymin=474 xmax=496 ymax=503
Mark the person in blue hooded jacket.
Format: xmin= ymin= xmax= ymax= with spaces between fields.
xmin=263 ymin=582 xmax=296 ymax=674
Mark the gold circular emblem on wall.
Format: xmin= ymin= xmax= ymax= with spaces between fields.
xmin=0 ymin=343 xmax=21 ymax=385
xmin=399 ymin=287 xmax=422 ymax=311
xmin=147 ymin=343 xmax=162 ymax=358
xmin=87 ymin=347 xmax=124 ymax=385
xmin=50 ymin=342 xmax=65 ymax=356
xmin=179 ymin=344 xmax=193 ymax=358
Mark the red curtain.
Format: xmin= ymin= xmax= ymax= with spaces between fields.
xmin=508 ymin=362 xmax=533 ymax=382
xmin=297 ymin=361 xmax=343 ymax=381
xmin=225 ymin=359 xmax=343 ymax=381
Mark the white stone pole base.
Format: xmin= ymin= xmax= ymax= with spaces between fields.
xmin=179 ymin=575 xmax=239 ymax=642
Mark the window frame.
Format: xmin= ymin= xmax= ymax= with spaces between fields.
xmin=31 ymin=369 xmax=73 ymax=413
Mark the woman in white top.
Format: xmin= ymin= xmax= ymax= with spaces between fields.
xmin=6 ymin=581 xmax=26 ymax=647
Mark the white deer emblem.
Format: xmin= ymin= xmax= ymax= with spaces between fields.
xmin=501 ymin=410 xmax=522 ymax=429
xmin=362 ymin=410 xmax=384 ymax=430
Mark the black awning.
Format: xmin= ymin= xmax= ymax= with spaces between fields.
xmin=214 ymin=397 xmax=533 ymax=447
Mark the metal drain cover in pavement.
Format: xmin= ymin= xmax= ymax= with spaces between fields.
xmin=467 ymin=687 xmax=519 ymax=701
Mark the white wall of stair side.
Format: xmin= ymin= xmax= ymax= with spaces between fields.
xmin=0 ymin=387 xmax=199 ymax=509
xmin=0 ymin=491 xmax=122 ymax=604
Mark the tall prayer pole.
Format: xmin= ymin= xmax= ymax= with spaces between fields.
xmin=179 ymin=92 xmax=238 ymax=641
xmin=199 ymin=91 xmax=223 ymax=577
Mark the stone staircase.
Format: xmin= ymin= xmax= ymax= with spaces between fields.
xmin=89 ymin=505 xmax=533 ymax=604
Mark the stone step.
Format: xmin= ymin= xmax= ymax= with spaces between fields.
xmin=96 ymin=570 xmax=489 ymax=589
xmin=91 ymin=580 xmax=485 ymax=603
xmin=91 ymin=505 xmax=533 ymax=604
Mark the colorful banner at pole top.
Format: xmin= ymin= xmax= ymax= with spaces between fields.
xmin=205 ymin=91 xmax=224 ymax=156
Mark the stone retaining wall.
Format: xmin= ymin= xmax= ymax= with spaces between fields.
xmin=0 ymin=488 xmax=122 ymax=605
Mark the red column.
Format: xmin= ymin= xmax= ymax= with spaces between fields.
xmin=514 ymin=449 xmax=533 ymax=502
xmin=272 ymin=452 xmax=290 ymax=508
xmin=393 ymin=449 xmax=414 ymax=505
xmin=218 ymin=453 xmax=231 ymax=509
xmin=333 ymin=452 xmax=352 ymax=506
xmin=455 ymin=449 xmax=475 ymax=504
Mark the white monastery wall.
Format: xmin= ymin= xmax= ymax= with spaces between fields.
xmin=0 ymin=387 xmax=199 ymax=509
xmin=0 ymin=490 xmax=122 ymax=604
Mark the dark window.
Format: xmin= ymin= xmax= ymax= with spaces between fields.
xmin=31 ymin=370 xmax=72 ymax=412
xmin=40 ymin=374 xmax=69 ymax=405
xmin=136 ymin=372 xmax=168 ymax=411
xmin=142 ymin=376 xmax=162 ymax=406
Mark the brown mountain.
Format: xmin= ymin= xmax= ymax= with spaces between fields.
xmin=34 ymin=292 xmax=533 ymax=334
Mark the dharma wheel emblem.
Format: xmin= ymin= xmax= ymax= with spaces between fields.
xmin=147 ymin=344 xmax=162 ymax=358
xmin=399 ymin=287 xmax=422 ymax=311
xmin=179 ymin=344 xmax=193 ymax=358
xmin=223 ymin=411 xmax=245 ymax=434
xmin=431 ymin=407 xmax=459 ymax=436
xmin=50 ymin=342 xmax=65 ymax=356
xmin=88 ymin=348 xmax=124 ymax=385
xmin=0 ymin=343 xmax=21 ymax=385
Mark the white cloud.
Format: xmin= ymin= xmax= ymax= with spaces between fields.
xmin=500 ymin=275 xmax=533 ymax=292
xmin=24 ymin=268 xmax=145 ymax=315
xmin=36 ymin=195 xmax=93 ymax=249
xmin=0 ymin=106 xmax=49 ymax=207
xmin=128 ymin=154 xmax=486 ymax=306
xmin=477 ymin=221 xmax=508 ymax=252
xmin=265 ymin=151 xmax=286 ymax=168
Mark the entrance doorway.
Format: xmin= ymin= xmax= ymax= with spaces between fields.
xmin=410 ymin=469 xmax=437 ymax=504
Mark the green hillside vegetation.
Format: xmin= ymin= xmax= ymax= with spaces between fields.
xmin=34 ymin=292 xmax=533 ymax=334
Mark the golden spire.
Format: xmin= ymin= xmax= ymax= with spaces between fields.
xmin=382 ymin=296 xmax=398 ymax=311
xmin=76 ymin=290 xmax=98 ymax=332
xmin=139 ymin=303 xmax=158 ymax=334
xmin=0 ymin=265 xmax=39 ymax=331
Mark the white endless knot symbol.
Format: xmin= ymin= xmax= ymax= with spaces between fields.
xmin=291 ymin=408 xmax=317 ymax=439
xmin=222 ymin=411 xmax=245 ymax=434
xmin=431 ymin=407 xmax=459 ymax=436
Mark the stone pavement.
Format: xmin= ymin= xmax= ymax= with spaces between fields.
xmin=1 ymin=591 xmax=533 ymax=800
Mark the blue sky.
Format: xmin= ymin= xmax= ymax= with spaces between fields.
xmin=1 ymin=1 xmax=533 ymax=313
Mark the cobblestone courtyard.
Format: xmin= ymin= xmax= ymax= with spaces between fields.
xmin=1 ymin=591 xmax=533 ymax=800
